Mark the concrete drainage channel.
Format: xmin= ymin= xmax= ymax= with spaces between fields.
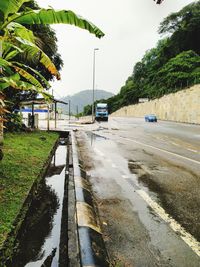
xmin=0 ymin=131 xmax=108 ymax=267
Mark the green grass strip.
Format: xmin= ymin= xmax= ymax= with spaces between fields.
xmin=0 ymin=131 xmax=59 ymax=247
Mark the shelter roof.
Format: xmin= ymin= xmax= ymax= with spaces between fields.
xmin=19 ymin=98 xmax=68 ymax=106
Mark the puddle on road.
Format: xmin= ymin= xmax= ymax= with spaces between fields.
xmin=87 ymin=132 xmax=108 ymax=147
xmin=9 ymin=141 xmax=67 ymax=267
xmin=87 ymin=132 xmax=161 ymax=200
xmin=95 ymin=125 xmax=109 ymax=131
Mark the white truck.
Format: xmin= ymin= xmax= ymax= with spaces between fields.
xmin=95 ymin=103 xmax=108 ymax=121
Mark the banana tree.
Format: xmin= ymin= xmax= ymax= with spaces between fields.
xmin=0 ymin=0 xmax=104 ymax=157
xmin=0 ymin=25 xmax=57 ymax=108
xmin=0 ymin=0 xmax=104 ymax=37
xmin=0 ymin=0 xmax=104 ymax=83
xmin=0 ymin=47 xmax=52 ymax=158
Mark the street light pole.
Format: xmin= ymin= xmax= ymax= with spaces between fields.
xmin=92 ymin=48 xmax=99 ymax=122
xmin=68 ymin=99 xmax=71 ymax=121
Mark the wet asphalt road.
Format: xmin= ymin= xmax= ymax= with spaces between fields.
xmin=76 ymin=117 xmax=200 ymax=267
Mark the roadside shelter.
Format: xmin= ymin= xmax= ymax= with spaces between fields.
xmin=19 ymin=97 xmax=68 ymax=130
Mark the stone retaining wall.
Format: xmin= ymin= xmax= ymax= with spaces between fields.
xmin=111 ymin=85 xmax=200 ymax=124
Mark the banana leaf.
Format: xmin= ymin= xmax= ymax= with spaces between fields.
xmin=13 ymin=9 xmax=104 ymax=38
xmin=0 ymin=0 xmax=31 ymax=21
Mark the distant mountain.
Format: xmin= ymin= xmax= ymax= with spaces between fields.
xmin=58 ymin=89 xmax=114 ymax=114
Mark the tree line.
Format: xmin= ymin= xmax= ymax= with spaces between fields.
xmin=84 ymin=1 xmax=200 ymax=115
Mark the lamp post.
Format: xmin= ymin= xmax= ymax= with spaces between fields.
xmin=92 ymin=48 xmax=99 ymax=122
xmin=68 ymin=99 xmax=71 ymax=121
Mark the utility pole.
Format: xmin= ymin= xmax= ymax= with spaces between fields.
xmin=51 ymin=88 xmax=54 ymax=118
xmin=69 ymin=100 xmax=71 ymax=121
xmin=31 ymin=102 xmax=34 ymax=128
xmin=92 ymin=48 xmax=99 ymax=122
xmin=54 ymin=101 xmax=57 ymax=129
xmin=76 ymin=105 xmax=79 ymax=120
xmin=47 ymin=104 xmax=50 ymax=131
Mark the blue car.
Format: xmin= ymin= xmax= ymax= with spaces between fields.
xmin=145 ymin=114 xmax=157 ymax=122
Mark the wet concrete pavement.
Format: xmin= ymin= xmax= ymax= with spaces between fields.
xmin=75 ymin=117 xmax=200 ymax=266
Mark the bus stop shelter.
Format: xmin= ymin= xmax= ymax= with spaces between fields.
xmin=19 ymin=97 xmax=68 ymax=130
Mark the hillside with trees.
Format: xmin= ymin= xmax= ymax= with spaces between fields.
xmin=91 ymin=1 xmax=200 ymax=114
xmin=59 ymin=89 xmax=114 ymax=114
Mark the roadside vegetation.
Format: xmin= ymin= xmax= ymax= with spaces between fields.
xmin=0 ymin=0 xmax=104 ymax=158
xmin=0 ymin=131 xmax=59 ymax=248
xmin=83 ymin=1 xmax=200 ymax=115
xmin=0 ymin=0 xmax=104 ymax=251
xmin=0 ymin=0 xmax=104 ymax=255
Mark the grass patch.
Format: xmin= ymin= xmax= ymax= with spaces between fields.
xmin=0 ymin=131 xmax=59 ymax=247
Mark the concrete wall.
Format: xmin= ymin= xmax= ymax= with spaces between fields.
xmin=111 ymin=85 xmax=200 ymax=124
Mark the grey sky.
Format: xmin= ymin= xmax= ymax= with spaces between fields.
xmin=36 ymin=0 xmax=194 ymax=98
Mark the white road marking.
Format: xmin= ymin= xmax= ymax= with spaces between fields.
xmin=122 ymin=175 xmax=129 ymax=179
xmin=120 ymin=136 xmax=200 ymax=165
xmin=171 ymin=141 xmax=180 ymax=147
xmin=137 ymin=189 xmax=200 ymax=257
xmin=187 ymin=148 xmax=198 ymax=153
xmin=170 ymin=141 xmax=198 ymax=153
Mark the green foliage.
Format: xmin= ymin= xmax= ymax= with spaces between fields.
xmin=154 ymin=50 xmax=200 ymax=96
xmin=106 ymin=1 xmax=200 ymax=113
xmin=0 ymin=131 xmax=59 ymax=247
xmin=4 ymin=112 xmax=24 ymax=132
xmin=159 ymin=1 xmax=200 ymax=55
xmin=17 ymin=0 xmax=63 ymax=82
xmin=0 ymin=0 xmax=104 ymax=123
xmin=83 ymin=104 xmax=92 ymax=115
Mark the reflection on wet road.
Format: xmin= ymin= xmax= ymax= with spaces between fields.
xmin=77 ymin=121 xmax=200 ymax=266
xmin=10 ymin=144 xmax=67 ymax=267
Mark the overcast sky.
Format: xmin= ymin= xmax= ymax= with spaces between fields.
xmin=36 ymin=0 xmax=194 ymax=98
